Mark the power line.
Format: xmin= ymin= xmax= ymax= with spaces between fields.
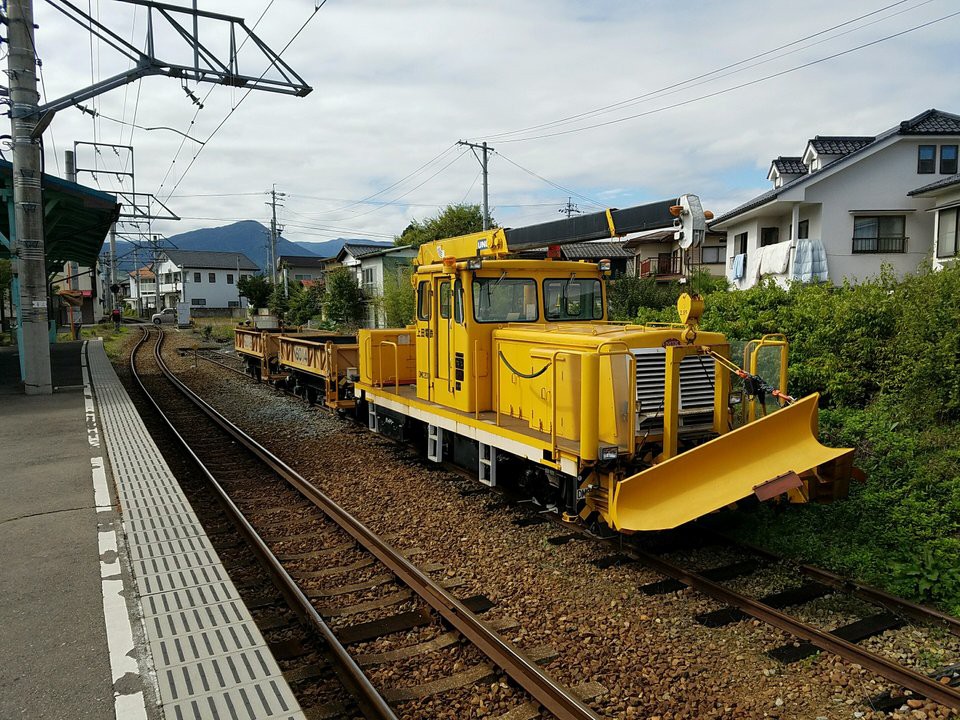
xmin=480 ymin=0 xmax=926 ymax=142
xmin=296 ymin=144 xmax=460 ymax=217
xmin=493 ymin=150 xmax=603 ymax=209
xmin=496 ymin=8 xmax=960 ymax=143
xmin=326 ymin=148 xmax=471 ymax=221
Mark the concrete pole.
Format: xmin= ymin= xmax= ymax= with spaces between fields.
xmin=481 ymin=141 xmax=489 ymax=231
xmin=269 ymin=185 xmax=278 ymax=284
xmin=8 ymin=0 xmax=52 ymax=394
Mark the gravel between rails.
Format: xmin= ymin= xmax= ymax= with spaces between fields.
xmin=144 ymin=329 xmax=958 ymax=720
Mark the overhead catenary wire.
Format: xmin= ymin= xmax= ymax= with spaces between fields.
xmin=478 ymin=0 xmax=927 ymax=142
xmin=159 ymin=1 xmax=325 ymax=203
xmin=493 ymin=8 xmax=960 ymax=144
xmin=154 ymin=0 xmax=278 ymax=197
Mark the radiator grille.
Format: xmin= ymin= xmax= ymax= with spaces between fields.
xmin=633 ymin=348 xmax=715 ymax=419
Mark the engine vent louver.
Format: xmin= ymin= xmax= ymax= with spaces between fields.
xmin=633 ymin=348 xmax=715 ymax=429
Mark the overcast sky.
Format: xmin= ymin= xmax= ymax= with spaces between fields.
xmin=26 ymin=0 xmax=960 ymax=247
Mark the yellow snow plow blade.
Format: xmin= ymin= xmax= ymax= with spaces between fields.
xmin=608 ymin=393 xmax=854 ymax=531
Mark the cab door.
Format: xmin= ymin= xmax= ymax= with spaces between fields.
xmin=434 ymin=279 xmax=452 ymax=399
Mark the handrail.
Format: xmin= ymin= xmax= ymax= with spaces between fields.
xmin=597 ymin=341 xmax=637 ymax=457
xmin=474 ymin=340 xmax=480 ymax=420
xmin=377 ymin=341 xmax=400 ymax=393
xmin=742 ymin=335 xmax=789 ymax=423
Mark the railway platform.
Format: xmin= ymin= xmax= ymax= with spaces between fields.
xmin=0 ymin=340 xmax=305 ymax=720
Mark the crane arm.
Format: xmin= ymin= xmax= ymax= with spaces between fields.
xmin=415 ymin=195 xmax=707 ymax=267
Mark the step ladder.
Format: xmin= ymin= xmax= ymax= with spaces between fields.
xmin=427 ymin=424 xmax=443 ymax=462
xmin=479 ymin=442 xmax=497 ymax=486
xmin=368 ymin=403 xmax=378 ymax=432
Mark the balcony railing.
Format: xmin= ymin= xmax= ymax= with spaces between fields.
xmin=639 ymin=256 xmax=681 ymax=277
xmin=852 ymin=235 xmax=907 ymax=254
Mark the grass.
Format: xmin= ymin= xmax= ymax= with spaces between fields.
xmin=57 ymin=323 xmax=132 ymax=359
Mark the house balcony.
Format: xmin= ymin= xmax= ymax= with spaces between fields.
xmin=638 ymin=256 xmax=682 ymax=280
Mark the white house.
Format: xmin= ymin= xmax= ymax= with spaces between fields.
xmin=334 ymin=242 xmax=393 ymax=277
xmin=277 ymin=254 xmax=332 ymax=284
xmin=123 ymin=266 xmax=157 ymax=313
xmin=711 ymin=108 xmax=960 ymax=290
xmin=153 ymin=249 xmax=259 ymax=310
xmin=908 ymin=174 xmax=960 ymax=271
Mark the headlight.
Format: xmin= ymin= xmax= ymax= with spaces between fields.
xmin=599 ymin=445 xmax=619 ymax=461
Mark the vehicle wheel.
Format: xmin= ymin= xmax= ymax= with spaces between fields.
xmin=152 ymin=318 xmax=161 ymax=325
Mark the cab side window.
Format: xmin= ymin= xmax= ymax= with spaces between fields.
xmin=417 ymin=281 xmax=431 ymax=321
xmin=439 ymin=281 xmax=451 ymax=319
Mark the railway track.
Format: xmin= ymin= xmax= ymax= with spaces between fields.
xmin=132 ymin=327 xmax=600 ymax=720
xmin=505 ymin=506 xmax=960 ymax=713
xmin=186 ymin=329 xmax=960 ymax=714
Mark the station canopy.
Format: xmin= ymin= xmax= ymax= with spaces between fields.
xmin=0 ymin=159 xmax=121 ymax=272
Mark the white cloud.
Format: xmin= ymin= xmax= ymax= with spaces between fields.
xmin=25 ymin=0 xmax=960 ymax=245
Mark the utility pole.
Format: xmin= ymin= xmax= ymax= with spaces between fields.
xmin=63 ymin=150 xmax=78 ymax=335
xmin=266 ymin=185 xmax=285 ymax=283
xmin=8 ymin=0 xmax=52 ymax=393
xmin=559 ymin=197 xmax=582 ymax=219
xmin=457 ymin=140 xmax=493 ymax=230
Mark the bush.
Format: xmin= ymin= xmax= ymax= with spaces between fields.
xmin=692 ymin=265 xmax=960 ymax=614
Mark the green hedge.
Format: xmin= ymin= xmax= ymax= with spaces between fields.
xmin=639 ymin=266 xmax=960 ymax=614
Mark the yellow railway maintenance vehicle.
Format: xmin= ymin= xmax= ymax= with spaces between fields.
xmin=355 ymin=195 xmax=856 ymax=532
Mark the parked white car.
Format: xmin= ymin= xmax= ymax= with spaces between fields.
xmin=151 ymin=307 xmax=177 ymax=325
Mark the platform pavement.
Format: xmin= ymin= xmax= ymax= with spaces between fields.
xmin=0 ymin=341 xmax=140 ymax=719
xmin=1 ymin=340 xmax=306 ymax=719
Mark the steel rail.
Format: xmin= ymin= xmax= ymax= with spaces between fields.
xmin=130 ymin=328 xmax=399 ymax=720
xmin=624 ymin=544 xmax=960 ymax=709
xmin=148 ymin=329 xmax=600 ymax=720
xmin=716 ymin=534 xmax=960 ymax=639
xmin=799 ymin=564 xmax=960 ymax=638
xmin=193 ymin=349 xmax=249 ymax=377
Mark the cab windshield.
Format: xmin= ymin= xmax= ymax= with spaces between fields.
xmin=543 ymin=278 xmax=604 ymax=321
xmin=472 ymin=277 xmax=538 ymax=322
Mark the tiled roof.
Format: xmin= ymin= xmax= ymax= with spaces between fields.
xmin=163 ymin=249 xmax=258 ymax=270
xmin=711 ymin=187 xmax=781 ymax=225
xmin=129 ymin=266 xmax=155 ymax=279
xmin=772 ymin=156 xmax=806 ymax=174
xmin=899 ymin=108 xmax=960 ymax=135
xmin=908 ymin=173 xmax=960 ymax=196
xmin=277 ymin=254 xmax=328 ymax=268
xmin=339 ymin=242 xmax=393 ymax=259
xmin=809 ymin=136 xmax=875 ymax=155
xmin=712 ymin=109 xmax=960 ymax=227
xmin=560 ymin=242 xmax=633 ymax=259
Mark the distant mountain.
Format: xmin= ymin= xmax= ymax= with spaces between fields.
xmin=163 ymin=220 xmax=310 ymax=271
xmin=291 ymin=238 xmax=393 ymax=259
xmin=105 ymin=221 xmax=390 ymax=275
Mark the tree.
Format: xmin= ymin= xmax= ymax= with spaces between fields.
xmin=395 ymin=204 xmax=491 ymax=248
xmin=267 ymin=282 xmax=290 ymax=318
xmin=380 ymin=264 xmax=415 ymax=327
xmin=323 ymin=267 xmax=365 ymax=329
xmin=286 ymin=282 xmax=325 ymax=326
xmin=237 ymin=275 xmax=272 ymax=310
